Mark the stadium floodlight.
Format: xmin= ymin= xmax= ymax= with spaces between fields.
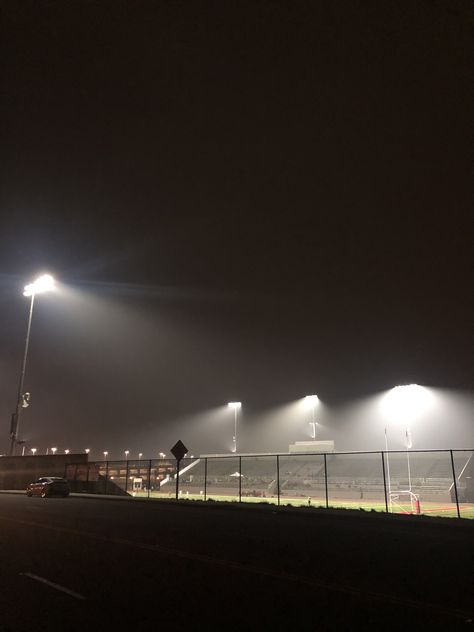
xmin=382 ymin=384 xmax=433 ymax=511
xmin=9 ymin=274 xmax=56 ymax=456
xmin=124 ymin=450 xmax=129 ymax=460
xmin=23 ymin=274 xmax=55 ymax=297
xmin=103 ymin=451 xmax=108 ymax=460
xmin=227 ymin=402 xmax=242 ymax=453
xmin=51 ymin=447 xmax=57 ymax=455
xmin=64 ymin=449 xmax=70 ymax=455
xmin=382 ymin=384 xmax=432 ymax=422
xmin=30 ymin=448 xmax=36 ymax=455
xmin=138 ymin=452 xmax=143 ymax=461
xmin=304 ymin=395 xmax=319 ymax=439
xmin=85 ymin=448 xmax=90 ymax=454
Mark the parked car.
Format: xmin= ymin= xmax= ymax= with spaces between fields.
xmin=26 ymin=477 xmax=70 ymax=498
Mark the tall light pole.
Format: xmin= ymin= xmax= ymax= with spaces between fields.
xmin=384 ymin=426 xmax=392 ymax=504
xmin=9 ymin=274 xmax=55 ymax=456
xmin=227 ymin=402 xmax=241 ymax=453
xmin=305 ymin=395 xmax=319 ymax=439
xmin=382 ymin=384 xmax=432 ymax=512
xmin=124 ymin=450 xmax=129 ymax=461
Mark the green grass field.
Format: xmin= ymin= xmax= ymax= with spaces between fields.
xmin=130 ymin=490 xmax=474 ymax=519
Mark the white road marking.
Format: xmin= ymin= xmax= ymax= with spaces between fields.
xmin=20 ymin=572 xmax=86 ymax=600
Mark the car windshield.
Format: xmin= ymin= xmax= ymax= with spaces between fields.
xmin=37 ymin=477 xmax=67 ymax=483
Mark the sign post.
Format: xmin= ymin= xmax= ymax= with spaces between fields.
xmin=170 ymin=440 xmax=188 ymax=500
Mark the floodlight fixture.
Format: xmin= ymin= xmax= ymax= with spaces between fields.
xmin=85 ymin=448 xmax=90 ymax=454
xmin=124 ymin=450 xmax=129 ymax=460
xmin=51 ymin=447 xmax=57 ymax=455
xmin=21 ymin=393 xmax=31 ymax=408
xmin=64 ymin=449 xmax=70 ymax=454
xmin=30 ymin=448 xmax=36 ymax=455
xmin=23 ymin=274 xmax=55 ymax=297
xmin=228 ymin=402 xmax=241 ymax=410
xmin=382 ymin=384 xmax=432 ymax=422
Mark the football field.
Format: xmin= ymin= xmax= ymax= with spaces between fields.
xmin=131 ymin=490 xmax=474 ymax=519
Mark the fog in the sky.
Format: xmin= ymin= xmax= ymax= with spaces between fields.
xmin=0 ymin=279 xmax=472 ymax=459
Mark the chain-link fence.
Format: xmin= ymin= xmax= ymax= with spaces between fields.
xmin=66 ymin=449 xmax=474 ymax=519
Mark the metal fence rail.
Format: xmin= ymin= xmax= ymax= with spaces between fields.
xmin=66 ymin=448 xmax=474 ymax=519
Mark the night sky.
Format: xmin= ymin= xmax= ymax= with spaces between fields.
xmin=1 ymin=1 xmax=472 ymax=457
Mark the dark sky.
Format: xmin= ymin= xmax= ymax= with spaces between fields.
xmin=1 ymin=1 xmax=472 ymax=456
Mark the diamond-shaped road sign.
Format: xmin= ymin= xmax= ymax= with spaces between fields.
xmin=170 ymin=440 xmax=188 ymax=461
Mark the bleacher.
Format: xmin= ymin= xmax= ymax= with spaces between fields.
xmin=160 ymin=452 xmax=466 ymax=502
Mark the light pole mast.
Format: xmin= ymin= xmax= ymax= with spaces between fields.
xmin=233 ymin=407 xmax=237 ymax=451
xmin=227 ymin=402 xmax=241 ymax=453
xmin=384 ymin=426 xmax=392 ymax=511
xmin=9 ymin=293 xmax=35 ymax=456
xmin=305 ymin=395 xmax=319 ymax=440
xmin=9 ymin=274 xmax=55 ymax=456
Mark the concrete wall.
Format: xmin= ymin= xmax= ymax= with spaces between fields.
xmin=0 ymin=454 xmax=88 ymax=490
xmin=289 ymin=441 xmax=335 ymax=452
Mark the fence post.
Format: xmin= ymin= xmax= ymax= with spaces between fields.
xmin=148 ymin=459 xmax=152 ymax=499
xmin=276 ymin=454 xmax=280 ymax=506
xmin=381 ymin=451 xmax=389 ymax=513
xmin=175 ymin=459 xmax=180 ymax=500
xmin=204 ymin=457 xmax=208 ymax=501
xmin=324 ymin=453 xmax=329 ymax=509
xmin=239 ymin=456 xmax=242 ymax=503
xmin=449 ymin=450 xmax=461 ymax=519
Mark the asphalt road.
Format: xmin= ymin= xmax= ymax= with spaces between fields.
xmin=0 ymin=494 xmax=472 ymax=631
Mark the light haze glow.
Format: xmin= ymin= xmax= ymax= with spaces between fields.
xmin=23 ymin=274 xmax=55 ymax=297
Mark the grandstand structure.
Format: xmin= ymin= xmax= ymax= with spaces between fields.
xmin=179 ymin=450 xmax=473 ymax=507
